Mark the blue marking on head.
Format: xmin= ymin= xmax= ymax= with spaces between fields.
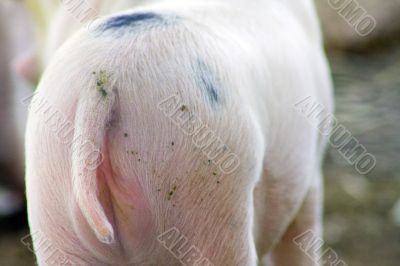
xmin=195 ymin=60 xmax=222 ymax=108
xmin=100 ymin=12 xmax=164 ymax=33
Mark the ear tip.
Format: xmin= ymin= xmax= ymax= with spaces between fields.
xmin=11 ymin=48 xmax=38 ymax=82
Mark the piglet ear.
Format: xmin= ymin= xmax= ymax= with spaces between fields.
xmin=11 ymin=48 xmax=39 ymax=84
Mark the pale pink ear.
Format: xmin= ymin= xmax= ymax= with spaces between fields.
xmin=11 ymin=48 xmax=39 ymax=84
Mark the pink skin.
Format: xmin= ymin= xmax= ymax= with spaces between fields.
xmin=71 ymin=136 xmax=154 ymax=260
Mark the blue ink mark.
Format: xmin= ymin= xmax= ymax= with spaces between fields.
xmin=195 ymin=60 xmax=222 ymax=108
xmin=100 ymin=12 xmax=163 ymax=32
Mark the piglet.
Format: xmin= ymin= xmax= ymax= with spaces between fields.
xmin=25 ymin=0 xmax=333 ymax=265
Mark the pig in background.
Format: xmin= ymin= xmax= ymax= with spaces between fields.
xmin=0 ymin=1 xmax=36 ymax=224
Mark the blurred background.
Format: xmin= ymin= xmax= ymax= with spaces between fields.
xmin=0 ymin=0 xmax=399 ymax=265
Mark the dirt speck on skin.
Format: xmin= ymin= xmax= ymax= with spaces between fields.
xmin=93 ymin=70 xmax=111 ymax=98
xmin=167 ymin=186 xmax=177 ymax=201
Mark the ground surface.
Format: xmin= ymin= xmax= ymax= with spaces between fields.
xmin=322 ymin=43 xmax=400 ymax=266
xmin=0 ymin=41 xmax=399 ymax=266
